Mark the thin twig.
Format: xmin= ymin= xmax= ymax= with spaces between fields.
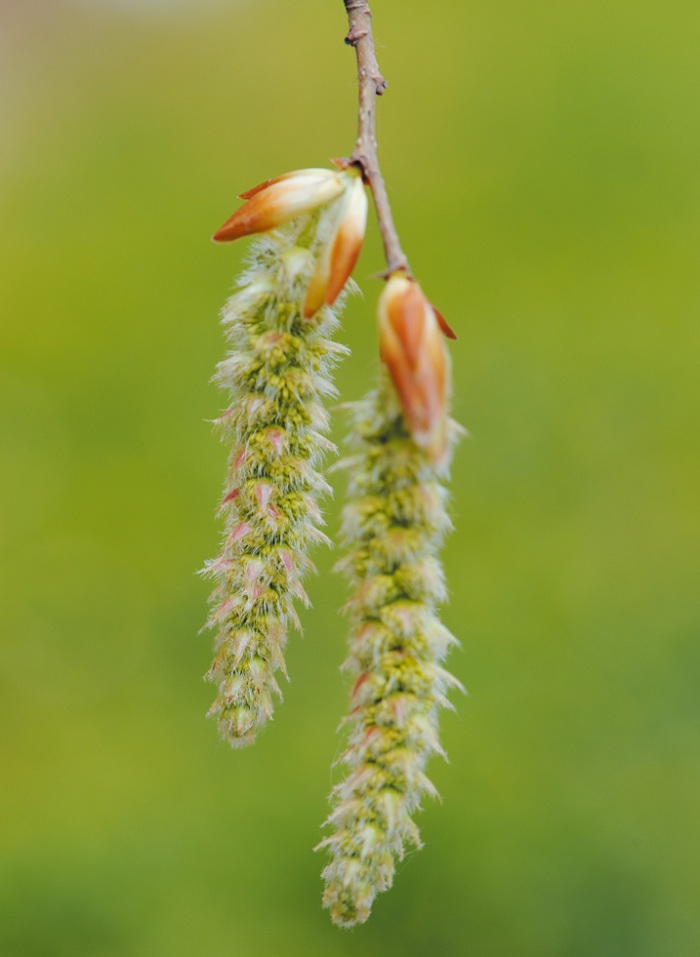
xmin=342 ymin=0 xmax=410 ymax=277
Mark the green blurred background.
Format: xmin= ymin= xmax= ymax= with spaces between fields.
xmin=1 ymin=0 xmax=698 ymax=954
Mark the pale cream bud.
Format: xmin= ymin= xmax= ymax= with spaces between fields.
xmin=213 ymin=168 xmax=345 ymax=242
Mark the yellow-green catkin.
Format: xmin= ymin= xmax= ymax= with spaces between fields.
xmin=318 ymin=374 xmax=463 ymax=926
xmin=203 ymin=215 xmax=350 ymax=748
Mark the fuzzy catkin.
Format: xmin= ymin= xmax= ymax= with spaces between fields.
xmin=319 ymin=374 xmax=462 ymax=926
xmin=203 ymin=215 xmax=349 ymax=748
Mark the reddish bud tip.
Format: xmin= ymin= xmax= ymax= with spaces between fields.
xmin=432 ymin=304 xmax=457 ymax=340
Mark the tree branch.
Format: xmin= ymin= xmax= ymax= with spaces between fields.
xmin=342 ymin=0 xmax=410 ymax=277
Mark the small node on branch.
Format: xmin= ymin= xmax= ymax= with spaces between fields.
xmin=345 ymin=29 xmax=368 ymax=47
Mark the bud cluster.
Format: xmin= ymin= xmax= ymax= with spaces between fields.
xmin=318 ymin=375 xmax=462 ymax=926
xmin=204 ymin=168 xmax=366 ymax=747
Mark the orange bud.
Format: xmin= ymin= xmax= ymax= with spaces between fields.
xmin=213 ymin=169 xmax=345 ymax=243
xmin=378 ymin=274 xmax=451 ymax=462
xmin=324 ymin=176 xmax=368 ymax=306
xmin=303 ymin=174 xmax=368 ymax=319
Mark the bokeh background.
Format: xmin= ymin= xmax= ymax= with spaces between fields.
xmin=1 ymin=0 xmax=699 ymax=954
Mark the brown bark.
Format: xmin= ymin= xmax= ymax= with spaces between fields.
xmin=342 ymin=0 xmax=410 ymax=277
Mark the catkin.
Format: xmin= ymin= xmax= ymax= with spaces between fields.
xmin=319 ymin=375 xmax=462 ymax=926
xmin=203 ymin=216 xmax=350 ymax=748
